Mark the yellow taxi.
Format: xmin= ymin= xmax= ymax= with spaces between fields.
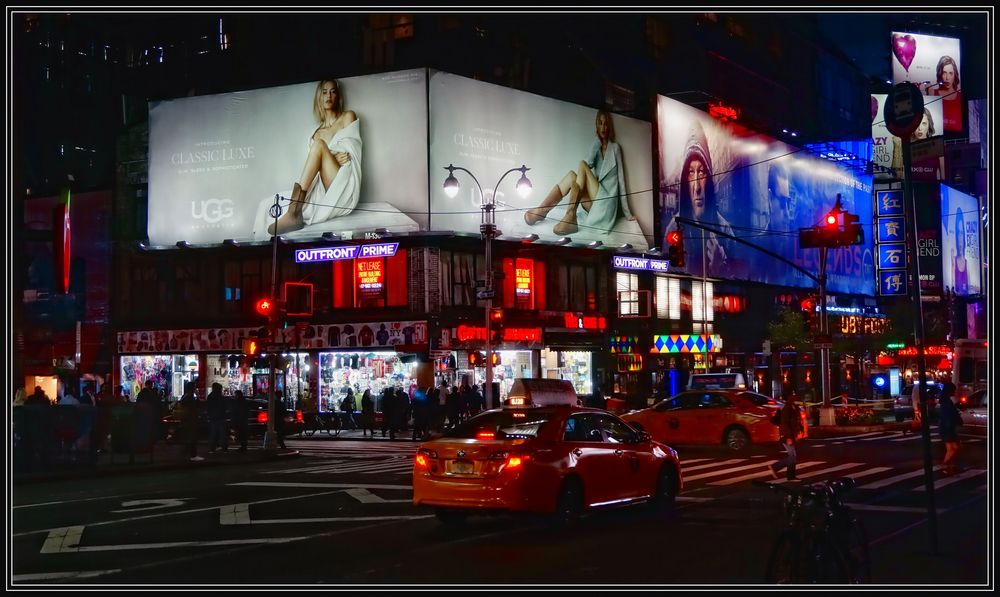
xmin=622 ymin=390 xmax=808 ymax=452
xmin=412 ymin=379 xmax=683 ymax=525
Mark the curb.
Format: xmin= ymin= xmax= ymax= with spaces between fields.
xmin=806 ymin=422 xmax=911 ymax=438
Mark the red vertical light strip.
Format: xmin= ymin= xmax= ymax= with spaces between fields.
xmin=502 ymin=258 xmax=515 ymax=308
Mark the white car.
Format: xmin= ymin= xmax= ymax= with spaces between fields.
xmin=959 ymin=389 xmax=988 ymax=437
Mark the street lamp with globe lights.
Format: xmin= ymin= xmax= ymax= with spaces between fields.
xmin=442 ymin=164 xmax=531 ymax=409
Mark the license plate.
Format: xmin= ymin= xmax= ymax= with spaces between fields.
xmin=448 ymin=460 xmax=474 ymax=474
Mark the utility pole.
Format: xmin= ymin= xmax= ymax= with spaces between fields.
xmin=264 ymin=194 xmax=280 ymax=451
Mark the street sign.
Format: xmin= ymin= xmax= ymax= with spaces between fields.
xmin=813 ymin=333 xmax=833 ymax=349
xmin=910 ymin=136 xmax=944 ymax=162
xmin=476 ymin=289 xmax=496 ymax=300
xmin=814 ymin=341 xmax=833 ymax=349
xmin=475 ymin=279 xmax=486 ymax=288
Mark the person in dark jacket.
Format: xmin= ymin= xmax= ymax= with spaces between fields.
xmin=178 ymin=385 xmax=203 ymax=461
xmin=769 ymin=390 xmax=803 ymax=481
xmin=411 ymin=387 xmax=431 ymax=441
xmin=938 ymin=381 xmax=963 ymax=475
xmin=341 ymin=389 xmax=357 ymax=429
xmin=206 ymin=382 xmax=228 ymax=452
xmin=134 ymin=380 xmax=161 ymax=452
xmin=360 ymin=389 xmax=377 ymax=438
xmin=231 ymin=390 xmax=250 ymax=451
xmin=272 ymin=391 xmax=288 ymax=449
xmin=381 ymin=387 xmax=397 ymax=439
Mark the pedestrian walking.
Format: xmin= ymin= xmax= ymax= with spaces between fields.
xmin=178 ymin=384 xmax=203 ymax=461
xmin=272 ymin=391 xmax=288 ymax=449
xmin=381 ymin=387 xmax=397 ymax=439
xmin=206 ymin=382 xmax=229 ymax=452
xmin=231 ymin=390 xmax=250 ymax=451
xmin=93 ymin=384 xmax=113 ymax=453
xmin=938 ymin=381 xmax=963 ymax=475
xmin=395 ymin=387 xmax=410 ymax=434
xmin=411 ymin=386 xmax=431 ymax=441
xmin=134 ymin=379 xmax=161 ymax=453
xmin=769 ymin=390 xmax=803 ymax=481
xmin=360 ymin=389 xmax=377 ymax=438
xmin=341 ymin=389 xmax=357 ymax=430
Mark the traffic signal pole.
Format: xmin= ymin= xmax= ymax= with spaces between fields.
xmin=264 ymin=194 xmax=280 ymax=451
xmin=818 ymin=246 xmax=834 ymax=423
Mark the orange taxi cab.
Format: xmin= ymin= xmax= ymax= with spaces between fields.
xmin=622 ymin=389 xmax=808 ymax=452
xmin=412 ymin=379 xmax=683 ymax=524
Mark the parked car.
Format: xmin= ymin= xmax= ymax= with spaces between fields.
xmin=161 ymin=398 xmax=304 ymax=443
xmin=958 ymin=389 xmax=988 ymax=437
xmin=898 ymin=382 xmax=942 ymax=408
xmin=413 ymin=379 xmax=683 ymax=525
xmin=623 ymin=390 xmax=807 ymax=452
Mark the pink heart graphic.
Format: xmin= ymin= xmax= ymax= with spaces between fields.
xmin=892 ymin=33 xmax=916 ymax=72
xmin=871 ymin=95 xmax=879 ymax=122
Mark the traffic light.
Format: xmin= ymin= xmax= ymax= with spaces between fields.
xmin=243 ymin=338 xmax=260 ymax=356
xmin=468 ymin=351 xmax=485 ymax=367
xmin=255 ymin=297 xmax=274 ymax=318
xmin=490 ymin=351 xmax=502 ymax=366
xmin=841 ymin=213 xmax=864 ymax=245
xmin=666 ymin=227 xmax=685 ymax=268
xmin=489 ymin=307 xmax=504 ymax=344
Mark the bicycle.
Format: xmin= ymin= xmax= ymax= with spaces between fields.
xmin=754 ymin=477 xmax=872 ymax=584
xmin=302 ymin=412 xmax=342 ymax=437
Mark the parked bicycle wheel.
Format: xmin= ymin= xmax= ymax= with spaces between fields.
xmin=803 ymin=531 xmax=852 ymax=584
xmin=765 ymin=530 xmax=802 ymax=584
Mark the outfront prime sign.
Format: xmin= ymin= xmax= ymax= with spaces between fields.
xmin=612 ymin=255 xmax=671 ymax=272
xmin=295 ymin=242 xmax=399 ymax=263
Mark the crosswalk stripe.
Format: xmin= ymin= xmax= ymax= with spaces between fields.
xmin=707 ymin=460 xmax=825 ymax=486
xmin=769 ymin=463 xmax=863 ymax=484
xmin=914 ymin=468 xmax=986 ymax=491
xmin=681 ymin=459 xmax=746 ymax=473
xmin=857 ymin=467 xmax=930 ymax=490
xmin=684 ymin=460 xmax=787 ymax=482
xmin=844 ymin=466 xmax=893 ymax=480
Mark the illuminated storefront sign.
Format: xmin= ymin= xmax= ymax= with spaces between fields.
xmin=613 ymin=255 xmax=670 ymax=272
xmin=650 ymin=334 xmax=723 ymax=354
xmin=897 ymin=345 xmax=952 ymax=356
xmin=617 ymin=354 xmax=644 ymax=372
xmin=835 ymin=315 xmax=890 ymax=336
xmin=455 ymin=325 xmax=543 ymax=344
xmin=514 ymin=257 xmax=534 ymax=308
xmin=564 ymin=314 xmax=607 ymax=330
xmin=295 ymin=242 xmax=399 ymax=263
xmin=355 ymin=257 xmax=384 ymax=295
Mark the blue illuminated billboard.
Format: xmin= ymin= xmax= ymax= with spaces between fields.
xmin=656 ymin=95 xmax=875 ymax=295
xmin=940 ymin=184 xmax=982 ymax=295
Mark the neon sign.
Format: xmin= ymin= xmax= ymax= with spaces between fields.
xmin=514 ymin=257 xmax=534 ymax=308
xmin=613 ymin=255 xmax=670 ymax=272
xmin=563 ymin=314 xmax=607 ymax=330
xmin=355 ymin=258 xmax=384 ymax=295
xmin=295 ymin=242 xmax=398 ymax=263
xmin=455 ymin=325 xmax=542 ymax=343
xmin=650 ymin=335 xmax=723 ymax=354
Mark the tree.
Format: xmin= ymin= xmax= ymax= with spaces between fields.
xmin=766 ymin=308 xmax=813 ymax=353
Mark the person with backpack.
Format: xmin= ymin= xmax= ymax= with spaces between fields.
xmin=360 ymin=389 xmax=377 ymax=438
xmin=768 ymin=390 xmax=803 ymax=481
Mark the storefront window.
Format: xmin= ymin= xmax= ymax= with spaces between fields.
xmin=205 ymin=353 xmax=308 ymax=402
xmin=541 ymin=349 xmax=592 ymax=395
xmin=457 ymin=350 xmax=536 ymax=401
xmin=120 ymin=354 xmax=198 ymax=401
xmin=318 ymin=351 xmax=414 ymax=412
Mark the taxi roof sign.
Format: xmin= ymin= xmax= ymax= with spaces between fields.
xmin=506 ymin=378 xmax=578 ymax=407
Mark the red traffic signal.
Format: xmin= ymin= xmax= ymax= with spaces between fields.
xmin=255 ymin=297 xmax=274 ymax=317
xmin=666 ymin=227 xmax=685 ymax=268
xmin=243 ymin=338 xmax=260 ymax=356
xmin=489 ymin=307 xmax=504 ymax=325
xmin=825 ymin=212 xmax=838 ymax=226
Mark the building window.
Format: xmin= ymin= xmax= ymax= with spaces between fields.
xmin=440 ymin=250 xmax=478 ymax=307
xmin=617 ymin=271 xmax=639 ymax=315
xmin=692 ymin=279 xmax=714 ymax=334
xmin=656 ymin=275 xmax=681 ymax=320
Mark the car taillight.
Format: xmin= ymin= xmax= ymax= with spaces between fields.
xmin=415 ymin=448 xmax=437 ymax=469
xmin=476 ymin=430 xmax=496 ymax=440
xmin=415 ymin=453 xmax=428 ymax=468
xmin=489 ymin=450 xmax=528 ymax=470
xmin=257 ymin=412 xmax=268 ymax=424
xmin=295 ymin=410 xmax=304 ymax=422
xmin=960 ymin=396 xmax=968 ymax=404
xmin=506 ymin=456 xmax=524 ymax=468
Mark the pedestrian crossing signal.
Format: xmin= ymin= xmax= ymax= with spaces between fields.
xmin=243 ymin=339 xmax=260 ymax=356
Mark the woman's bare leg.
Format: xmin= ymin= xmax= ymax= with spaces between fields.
xmin=575 ymin=160 xmax=600 ymax=213
xmin=525 ymin=170 xmax=576 ymax=225
xmin=270 ymin=142 xmax=341 ymax=235
xmin=553 ymin=181 xmax=581 ymax=235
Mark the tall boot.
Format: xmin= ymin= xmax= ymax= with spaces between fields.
xmin=524 ymin=184 xmax=565 ymax=225
xmin=268 ymin=183 xmax=306 ymax=235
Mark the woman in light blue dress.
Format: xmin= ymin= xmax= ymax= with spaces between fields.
xmin=524 ymin=110 xmax=635 ymax=236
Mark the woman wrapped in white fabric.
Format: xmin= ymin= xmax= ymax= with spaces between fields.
xmin=269 ymin=79 xmax=363 ymax=235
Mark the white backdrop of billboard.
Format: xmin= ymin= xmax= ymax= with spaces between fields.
xmin=939 ymin=184 xmax=982 ymax=296
xmin=871 ymin=93 xmax=945 ymax=182
xmin=428 ymin=71 xmax=653 ymax=249
xmin=147 ymin=69 xmax=429 ymax=246
xmin=890 ymin=31 xmax=962 ymax=133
